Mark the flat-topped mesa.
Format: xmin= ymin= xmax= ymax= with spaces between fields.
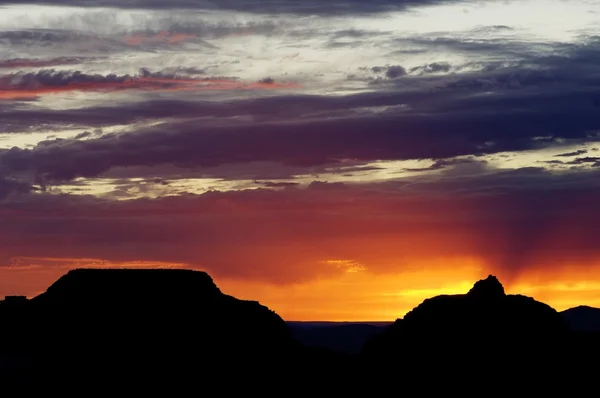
xmin=466 ymin=274 xmax=505 ymax=299
xmin=5 ymin=268 xmax=297 ymax=373
xmin=32 ymin=268 xmax=222 ymax=305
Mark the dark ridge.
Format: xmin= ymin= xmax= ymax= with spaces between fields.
xmin=2 ymin=270 xmax=600 ymax=392
xmin=561 ymin=305 xmax=600 ymax=332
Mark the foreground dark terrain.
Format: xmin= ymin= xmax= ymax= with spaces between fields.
xmin=1 ymin=269 xmax=599 ymax=392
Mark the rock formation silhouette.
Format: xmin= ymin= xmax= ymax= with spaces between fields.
xmin=0 ymin=269 xmax=339 ymax=392
xmin=361 ymin=275 xmax=567 ymax=358
xmin=1 ymin=270 xmax=599 ymax=392
xmin=358 ymin=275 xmax=600 ymax=391
xmin=363 ymin=274 xmax=567 ymax=349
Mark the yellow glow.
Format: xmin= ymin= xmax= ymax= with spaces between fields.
xmin=2 ymin=256 xmax=600 ymax=321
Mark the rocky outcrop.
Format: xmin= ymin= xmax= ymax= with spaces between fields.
xmin=360 ymin=275 xmax=569 ymax=376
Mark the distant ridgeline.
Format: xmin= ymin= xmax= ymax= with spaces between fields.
xmin=1 ymin=270 xmax=599 ymax=392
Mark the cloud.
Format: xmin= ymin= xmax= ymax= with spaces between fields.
xmin=0 ymin=35 xmax=597 ymax=194
xmin=404 ymin=158 xmax=484 ymax=172
xmin=3 ymin=167 xmax=600 ymax=288
xmin=2 ymin=72 xmax=598 ymax=183
xmin=260 ymin=181 xmax=300 ymax=188
xmin=562 ymin=157 xmax=600 ymax=167
xmin=0 ymin=68 xmax=298 ymax=100
xmin=122 ymin=31 xmax=197 ymax=46
xmin=409 ymin=62 xmax=452 ymax=75
xmin=369 ymin=65 xmax=407 ymax=79
xmin=0 ymin=57 xmax=88 ymax=69
xmin=0 ymin=176 xmax=34 ymax=200
xmin=0 ymin=0 xmax=462 ymax=14
xmin=0 ymin=35 xmax=597 ymax=138
xmin=555 ymin=150 xmax=588 ymax=158
xmin=0 ymin=29 xmax=134 ymax=53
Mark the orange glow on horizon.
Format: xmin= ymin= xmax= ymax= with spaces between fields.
xmin=2 ymin=256 xmax=600 ymax=321
xmin=220 ymin=259 xmax=600 ymax=321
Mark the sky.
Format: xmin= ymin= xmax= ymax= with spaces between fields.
xmin=1 ymin=0 xmax=600 ymax=321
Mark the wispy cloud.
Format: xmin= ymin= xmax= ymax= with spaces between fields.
xmin=0 ymin=56 xmax=88 ymax=68
xmin=0 ymin=68 xmax=297 ymax=100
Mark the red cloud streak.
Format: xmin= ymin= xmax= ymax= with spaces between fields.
xmin=0 ymin=71 xmax=300 ymax=100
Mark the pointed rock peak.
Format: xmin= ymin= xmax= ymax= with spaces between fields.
xmin=467 ymin=275 xmax=505 ymax=299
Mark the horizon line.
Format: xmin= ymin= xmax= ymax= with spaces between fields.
xmin=285 ymin=320 xmax=394 ymax=323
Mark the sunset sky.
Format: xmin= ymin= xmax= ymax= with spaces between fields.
xmin=1 ymin=0 xmax=600 ymax=321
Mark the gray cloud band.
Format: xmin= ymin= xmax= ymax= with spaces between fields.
xmin=1 ymin=39 xmax=600 ymax=184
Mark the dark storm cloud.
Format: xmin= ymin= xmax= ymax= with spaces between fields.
xmin=3 ymin=52 xmax=600 ymax=183
xmin=0 ymin=177 xmax=34 ymax=200
xmin=0 ymin=93 xmax=414 ymax=131
xmin=0 ymin=114 xmax=537 ymax=182
xmin=0 ymin=0 xmax=464 ymax=14
xmin=1 ymin=37 xmax=600 ymax=183
xmin=0 ymin=89 xmax=434 ymax=133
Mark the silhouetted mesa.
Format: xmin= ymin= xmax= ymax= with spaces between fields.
xmin=2 ymin=270 xmax=600 ymax=392
xmin=0 ymin=269 xmax=310 ymax=389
